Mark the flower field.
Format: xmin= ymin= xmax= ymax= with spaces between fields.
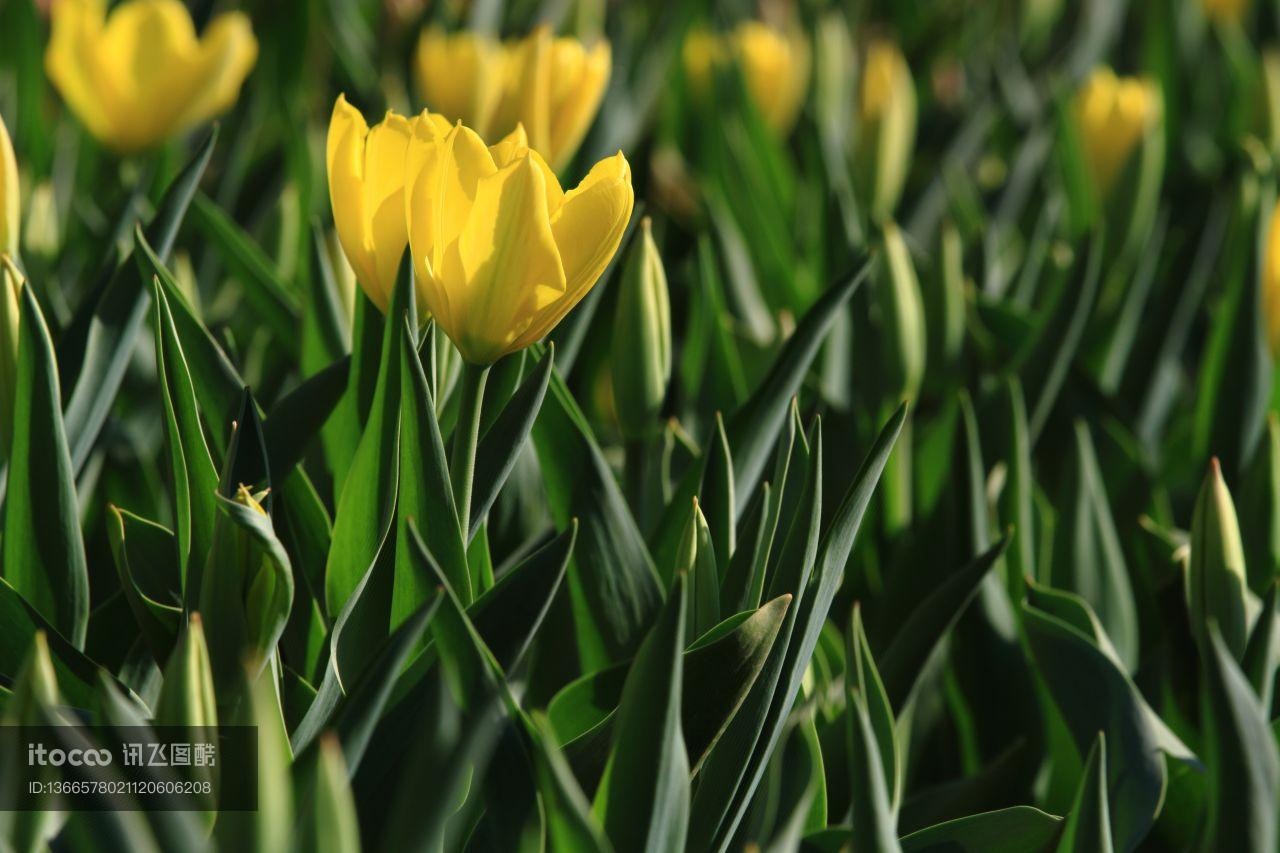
xmin=0 ymin=0 xmax=1278 ymax=851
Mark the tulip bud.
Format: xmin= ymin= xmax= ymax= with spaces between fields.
xmin=0 ymin=256 xmax=22 ymax=461
xmin=0 ymin=114 xmax=17 ymax=257
xmin=5 ymin=632 xmax=59 ymax=722
xmin=1187 ymin=458 xmax=1251 ymax=659
xmin=675 ymin=498 xmax=719 ymax=640
xmin=1264 ymin=198 xmax=1280 ymax=359
xmin=154 ymin=614 xmax=218 ymax=728
xmin=875 ymin=222 xmax=927 ymax=402
xmin=683 ymin=23 xmax=810 ymax=137
xmin=1203 ymin=0 xmax=1250 ymax=25
xmin=22 ymin=182 xmax=59 ymax=260
xmin=1068 ymin=67 xmax=1163 ymax=253
xmin=854 ymin=39 xmax=917 ymax=223
xmin=612 ymin=218 xmax=672 ymax=439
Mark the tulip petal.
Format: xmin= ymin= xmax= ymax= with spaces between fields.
xmin=443 ymin=155 xmax=566 ymax=363
xmin=547 ymin=40 xmax=611 ymax=171
xmin=514 ymin=151 xmax=632 ymax=350
xmin=174 ymin=12 xmax=259 ymax=134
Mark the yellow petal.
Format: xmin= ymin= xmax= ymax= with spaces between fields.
xmin=414 ymin=27 xmax=503 ymax=137
xmin=1265 ymin=199 xmax=1280 ymax=357
xmin=546 ymin=39 xmax=611 ymax=171
xmin=173 ymin=12 xmax=258 ymax=134
xmin=517 ymin=151 xmax=632 ymax=350
xmin=45 ymin=0 xmax=119 ymax=144
xmin=362 ymin=113 xmax=415 ymax=304
xmin=327 ymin=97 xmax=379 ymax=308
xmin=441 ymin=155 xmax=566 ymax=364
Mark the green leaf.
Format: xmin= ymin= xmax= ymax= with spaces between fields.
xmin=2 ymin=284 xmax=88 ymax=647
xmin=532 ymin=352 xmax=662 ymax=668
xmin=198 ymin=489 xmax=295 ymax=699
xmin=105 ymin=506 xmax=181 ymax=662
xmin=150 ymin=275 xmax=219 ymax=590
xmin=1056 ymin=734 xmax=1113 ymax=853
xmin=325 ymin=280 xmax=408 ymax=617
xmin=1241 ymin=413 xmax=1280 ymax=594
xmin=997 ymin=377 xmax=1035 ymax=602
xmin=62 ymin=129 xmax=215 ymax=471
xmin=1049 ymin=420 xmax=1139 ymax=671
xmin=188 ymin=193 xmax=301 ymax=349
xmin=1199 ymin=624 xmax=1280 ymax=852
xmin=878 ymin=537 xmax=1008 ymax=707
xmin=593 ymin=575 xmax=690 ymax=853
xmin=1188 ymin=458 xmax=1251 ymax=659
xmin=551 ymin=594 xmax=791 ymax=786
xmin=395 ymin=322 xmax=469 ymax=616
xmin=847 ymin=687 xmax=901 ymax=853
xmin=524 ymin=714 xmax=614 ymax=853
xmin=1022 ymin=601 xmax=1165 ymax=852
xmin=262 ymin=356 xmax=349 ymax=484
xmin=899 ymin=806 xmax=1063 ymax=853
xmin=470 ymin=346 xmax=553 ymax=537
xmin=296 ymin=735 xmax=361 ymax=853
xmin=849 ymin=606 xmax=899 ymax=810
xmin=700 ymin=413 xmax=736 ymax=572
xmin=1243 ymin=582 xmax=1280 ymax=712
xmin=152 ymin=615 xmax=216 ymax=728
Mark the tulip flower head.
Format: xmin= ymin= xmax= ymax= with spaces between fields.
xmin=1263 ymin=199 xmax=1280 ymax=358
xmin=405 ymin=122 xmax=634 ymax=365
xmin=855 ymin=39 xmax=917 ymax=222
xmin=415 ymin=26 xmax=611 ymax=172
xmin=1203 ymin=0 xmax=1250 ymax=24
xmin=327 ymin=95 xmax=450 ymax=313
xmin=0 ymin=114 xmax=18 ymax=257
xmin=683 ymin=22 xmax=811 ymax=136
xmin=1073 ymin=68 xmax=1161 ymax=201
xmin=45 ymin=0 xmax=258 ymax=153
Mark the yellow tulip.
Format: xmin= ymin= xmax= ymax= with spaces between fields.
xmin=1263 ymin=199 xmax=1280 ymax=358
xmin=326 ymin=95 xmax=450 ymax=313
xmin=414 ymin=27 xmax=505 ymax=138
xmin=0 ymin=115 xmax=16 ymax=257
xmin=855 ymin=39 xmax=917 ymax=222
xmin=1203 ymin=0 xmax=1250 ymax=24
xmin=0 ymin=256 xmax=21 ymax=460
xmin=683 ymin=22 xmax=811 ymax=136
xmin=405 ymin=122 xmax=634 ymax=365
xmin=45 ymin=0 xmax=257 ymax=153
xmin=414 ymin=26 xmax=610 ymax=172
xmin=1073 ymin=67 xmax=1161 ymax=201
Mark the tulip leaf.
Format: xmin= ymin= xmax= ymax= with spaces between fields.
xmin=395 ymin=323 xmax=469 ymax=616
xmin=899 ymin=806 xmax=1063 ymax=853
xmin=1021 ymin=600 xmax=1167 ymax=852
xmin=2 ymin=284 xmax=89 ymax=647
xmin=847 ymin=687 xmax=901 ymax=853
xmin=1241 ymin=414 xmax=1280 ymax=595
xmin=593 ymin=575 xmax=690 ymax=853
xmin=1199 ymin=624 xmax=1280 ymax=852
xmin=532 ymin=353 xmax=663 ymax=668
xmin=150 ymin=277 xmax=219 ymax=590
xmin=471 ymin=345 xmax=553 ymax=538
xmin=105 ymin=506 xmax=182 ymax=663
xmin=325 ymin=279 xmax=409 ymax=617
xmin=878 ymin=537 xmax=1008 ymax=708
xmin=261 ymin=355 xmax=349 ymax=485
xmin=849 ymin=606 xmax=899 ymax=810
xmin=1242 ymin=583 xmax=1280 ymax=712
xmin=1056 ymin=733 xmax=1113 ymax=853
xmin=295 ymin=735 xmax=361 ymax=853
xmin=551 ymin=594 xmax=791 ymax=789
xmin=188 ymin=193 xmax=301 ymax=348
xmin=1049 ymin=420 xmax=1139 ymax=671
xmin=693 ymin=404 xmax=904 ymax=850
xmin=62 ymin=128 xmax=216 ymax=472
xmin=699 ymin=413 xmax=736 ymax=576
xmin=0 ymin=578 xmax=113 ymax=710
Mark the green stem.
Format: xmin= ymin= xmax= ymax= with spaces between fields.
xmin=451 ymin=361 xmax=490 ymax=543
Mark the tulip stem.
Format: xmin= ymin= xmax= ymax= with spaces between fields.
xmin=451 ymin=361 xmax=490 ymax=544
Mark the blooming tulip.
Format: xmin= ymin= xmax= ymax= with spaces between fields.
xmin=415 ymin=26 xmax=610 ymax=172
xmin=683 ymin=22 xmax=811 ymax=136
xmin=405 ymin=122 xmax=634 ymax=365
xmin=45 ymin=0 xmax=258 ymax=153
xmin=326 ymin=95 xmax=449 ymax=313
xmin=414 ymin=27 xmax=505 ymax=138
xmin=1073 ymin=67 xmax=1161 ymax=202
